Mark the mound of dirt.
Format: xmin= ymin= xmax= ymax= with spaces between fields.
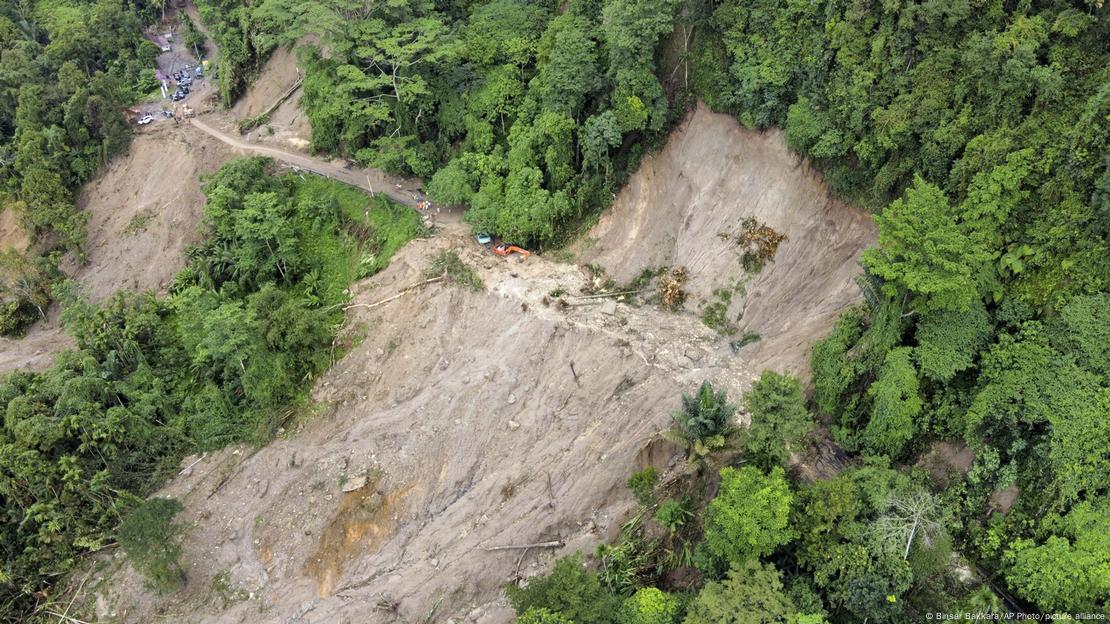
xmin=581 ymin=102 xmax=876 ymax=376
xmin=72 ymin=124 xmax=233 ymax=302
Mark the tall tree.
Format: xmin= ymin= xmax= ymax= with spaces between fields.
xmin=702 ymin=466 xmax=794 ymax=567
xmin=863 ymin=177 xmax=992 ymax=314
xmin=683 ymin=561 xmax=797 ymax=624
xmin=741 ymin=371 xmax=813 ymax=469
xmin=860 ymin=347 xmax=922 ymax=459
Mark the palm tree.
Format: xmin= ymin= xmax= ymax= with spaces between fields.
xmin=874 ymin=491 xmax=944 ymax=560
xmin=961 ymin=586 xmax=1005 ymax=616
xmin=661 ymin=381 xmax=741 ymax=471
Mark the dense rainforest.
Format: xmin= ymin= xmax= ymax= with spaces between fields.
xmin=0 ymin=0 xmax=1106 ymax=621
xmin=0 ymin=0 xmax=169 ymax=334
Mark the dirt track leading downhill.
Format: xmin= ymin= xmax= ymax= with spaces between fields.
xmin=189 ymin=117 xmax=424 ymax=208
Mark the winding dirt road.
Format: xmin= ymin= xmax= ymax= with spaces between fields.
xmin=182 ymin=0 xmax=425 ymax=210
xmin=189 ymin=116 xmax=424 ymax=208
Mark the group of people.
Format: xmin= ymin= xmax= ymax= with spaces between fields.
xmin=395 ymin=183 xmax=441 ymax=221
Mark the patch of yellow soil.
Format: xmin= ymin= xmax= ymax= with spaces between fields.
xmin=304 ymin=475 xmax=409 ymax=597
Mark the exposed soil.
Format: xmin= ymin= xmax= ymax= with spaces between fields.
xmin=0 ymin=14 xmax=415 ymax=374
xmin=233 ymin=43 xmax=313 ymax=152
xmin=0 ymin=0 xmax=224 ymax=372
xmin=0 ymin=111 xmax=418 ymax=376
xmin=303 ymin=475 xmax=411 ymax=598
xmin=0 ymin=125 xmax=229 ymax=374
xmin=0 ymin=324 xmax=72 ymax=374
xmin=72 ymin=125 xmax=234 ymax=302
xmin=72 ymin=103 xmax=876 ymax=623
xmin=189 ymin=116 xmax=424 ymax=207
xmin=0 ymin=125 xmax=232 ymax=374
xmin=989 ymin=485 xmax=1020 ymax=515
xmin=580 ymin=102 xmax=876 ymax=378
xmin=917 ymin=440 xmax=977 ymax=488
xmin=0 ymin=206 xmax=30 ymax=253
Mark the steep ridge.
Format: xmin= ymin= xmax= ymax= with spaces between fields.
xmin=72 ymin=124 xmax=234 ymax=302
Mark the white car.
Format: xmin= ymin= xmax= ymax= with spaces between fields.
xmin=137 ymin=114 xmax=154 ymax=125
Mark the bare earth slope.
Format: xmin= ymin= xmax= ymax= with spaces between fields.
xmin=88 ymin=230 xmax=749 ymax=623
xmin=582 ymin=102 xmax=876 ymax=376
xmin=74 ymin=124 xmax=234 ymax=302
xmin=78 ymin=104 xmax=876 ymax=623
xmin=0 ymin=325 xmax=71 ymax=373
xmin=232 ymin=43 xmax=313 ymax=151
xmin=0 ymin=78 xmax=417 ymax=375
xmin=0 ymin=126 xmax=232 ymax=374
xmin=0 ymin=206 xmax=30 ymax=252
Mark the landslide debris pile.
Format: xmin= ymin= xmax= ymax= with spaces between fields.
xmin=78 ymin=105 xmax=874 ymax=623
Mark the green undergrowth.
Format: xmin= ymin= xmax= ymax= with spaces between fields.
xmin=425 ymin=250 xmax=483 ymax=292
xmin=237 ymin=113 xmax=271 ymax=134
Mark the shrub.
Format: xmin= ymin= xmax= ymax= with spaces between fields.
xmin=425 ymin=250 xmax=483 ymax=291
xmin=662 ymin=381 xmax=740 ymax=470
xmin=518 ymin=608 xmax=575 ymax=624
xmin=670 ymin=382 xmax=738 ymax=443
xmin=596 ymin=525 xmax=663 ymax=596
xmin=617 ymin=587 xmax=680 ymax=624
xmin=627 ymin=468 xmax=658 ymax=507
xmin=507 ymin=553 xmax=620 ymax=624
xmin=0 ymin=250 xmax=52 ymax=337
xmin=118 ymin=498 xmax=187 ymax=594
xmin=654 ymin=499 xmax=692 ymax=535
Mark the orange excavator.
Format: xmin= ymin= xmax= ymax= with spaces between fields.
xmin=493 ymin=242 xmax=530 ymax=261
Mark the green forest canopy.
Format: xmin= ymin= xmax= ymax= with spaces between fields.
xmin=0 ymin=0 xmax=165 ymax=334
xmin=0 ymin=0 xmax=1106 ymax=620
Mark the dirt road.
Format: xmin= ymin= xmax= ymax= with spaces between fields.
xmin=189 ymin=117 xmax=424 ymax=208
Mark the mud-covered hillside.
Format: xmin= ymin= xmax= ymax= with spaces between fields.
xmin=79 ymin=106 xmax=873 ymax=623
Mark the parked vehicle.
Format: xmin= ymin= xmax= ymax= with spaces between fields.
xmin=137 ymin=114 xmax=154 ymax=125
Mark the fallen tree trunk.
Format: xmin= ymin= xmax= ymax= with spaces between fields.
xmin=343 ymin=274 xmax=446 ymax=311
xmin=260 ymin=75 xmax=303 ymax=119
xmin=571 ymin=288 xmax=651 ymax=300
xmin=482 ymin=540 xmax=563 ymax=552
